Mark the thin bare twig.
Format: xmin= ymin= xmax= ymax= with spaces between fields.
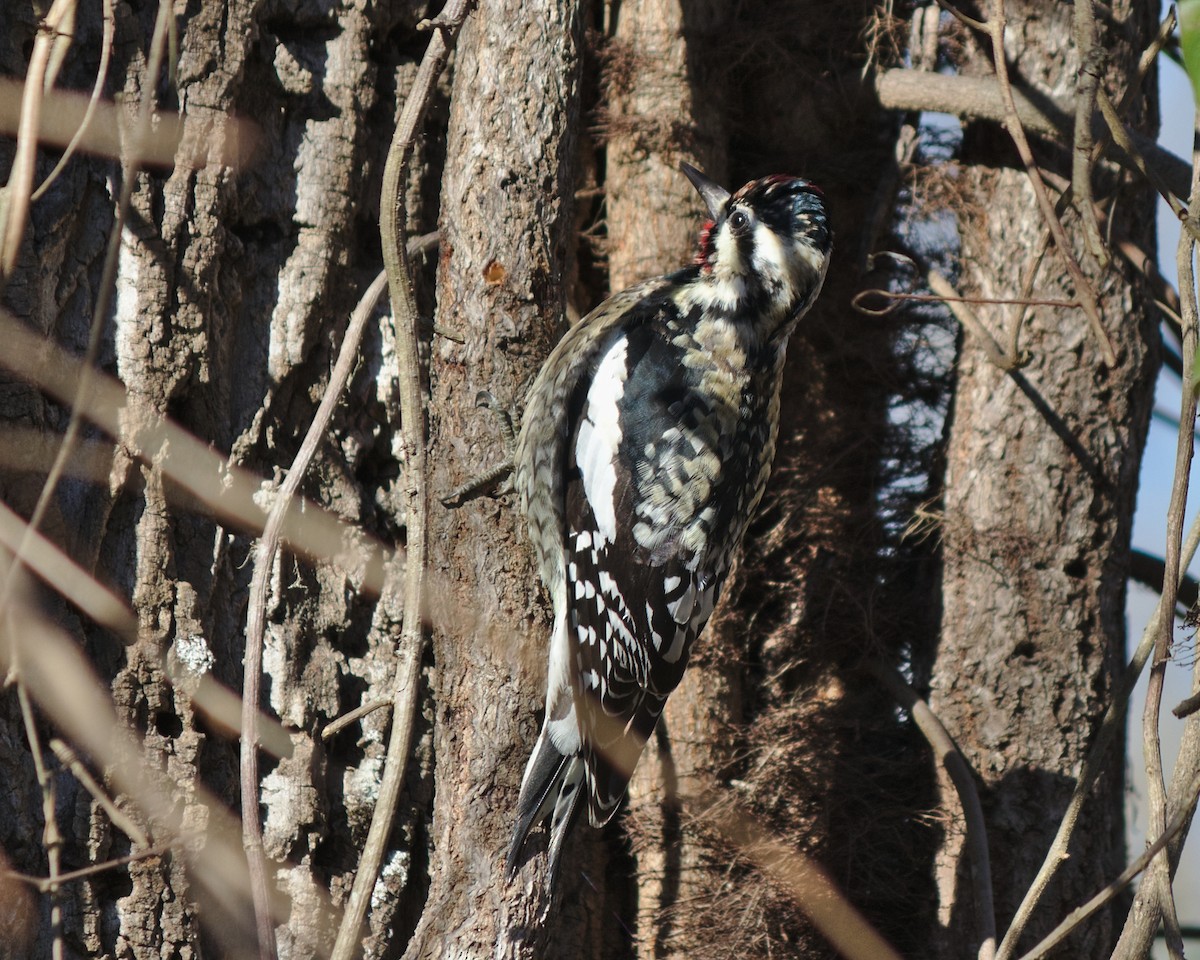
xmin=1016 ymin=772 xmax=1200 ymax=960
xmin=1126 ymin=8 xmax=1176 ymax=110
xmin=924 ymin=267 xmax=1018 ymax=370
xmin=1008 ymin=225 xmax=1053 ymax=363
xmin=32 ymin=0 xmax=116 ymax=201
xmin=49 ymin=740 xmax=149 ymax=848
xmin=853 ymin=287 xmax=1078 ymax=313
xmin=320 ymin=697 xmax=391 ymax=740
xmin=1096 ymin=87 xmax=1196 ymax=238
xmin=0 ymin=498 xmax=135 ymax=640
xmin=995 ymin=507 xmax=1200 ymax=959
xmin=1070 ymin=0 xmax=1107 ymax=266
xmin=867 ymin=661 xmax=996 ymax=960
xmin=4 ymin=842 xmax=172 ymax=893
xmin=328 ymin=5 xmax=476 ymax=958
xmin=1136 ymin=145 xmax=1200 ymax=960
xmin=16 ymin=680 xmax=64 ymax=960
xmin=986 ymin=0 xmax=1115 ymax=365
xmin=1116 ymin=240 xmax=1182 ymax=331
xmin=933 ymin=0 xmax=987 ymax=33
xmin=0 ymin=0 xmax=76 ymax=282
xmin=1175 ymin=688 xmax=1200 ymax=719
xmin=241 ymin=267 xmax=390 ymax=960
xmin=440 ymin=390 xmax=517 ymax=506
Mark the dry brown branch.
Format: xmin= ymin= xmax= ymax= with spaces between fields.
xmin=183 ymin=676 xmax=292 ymax=758
xmin=1070 ymin=0 xmax=1107 ymax=265
xmin=48 ymin=740 xmax=149 ymax=848
xmin=1006 ymin=226 xmax=1054 ymax=362
xmin=31 ymin=0 xmax=115 ymax=201
xmin=1133 ymin=142 xmax=1200 ymax=960
xmin=0 ymin=498 xmax=134 ymax=640
xmin=0 ymin=0 xmax=75 ymax=281
xmin=241 ymin=266 xmax=390 ymax=960
xmin=873 ymin=69 xmax=1191 ymax=199
xmin=1175 ymin=688 xmax=1200 ymax=718
xmin=925 ymin=268 xmax=1018 ymax=370
xmin=934 ymin=0 xmax=987 ymax=32
xmin=320 ymin=698 xmax=391 ymax=740
xmin=0 ymin=78 xmax=258 ymax=170
xmin=1097 ymin=87 xmax=1195 ymax=236
xmin=4 ymin=843 xmax=172 ymax=892
xmin=854 ymin=287 xmax=1078 ymax=313
xmin=867 ymin=661 xmax=996 ymax=960
xmin=14 ymin=677 xmax=63 ymax=960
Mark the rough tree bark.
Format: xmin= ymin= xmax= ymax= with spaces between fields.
xmin=1 ymin=2 xmax=444 ymax=957
xmin=928 ymin=3 xmax=1159 ymax=957
xmin=405 ymin=3 xmax=601 ymax=959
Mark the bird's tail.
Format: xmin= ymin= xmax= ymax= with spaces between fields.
xmin=506 ymin=725 xmax=585 ymax=890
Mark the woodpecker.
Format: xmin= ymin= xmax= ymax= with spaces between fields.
xmin=507 ymin=164 xmax=831 ymax=887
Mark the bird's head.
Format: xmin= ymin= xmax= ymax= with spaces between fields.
xmin=683 ymin=163 xmax=832 ymax=327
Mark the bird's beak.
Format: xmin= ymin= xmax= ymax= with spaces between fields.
xmin=680 ymin=162 xmax=730 ymax=220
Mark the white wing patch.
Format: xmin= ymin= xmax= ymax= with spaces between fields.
xmin=575 ymin=337 xmax=629 ymax=547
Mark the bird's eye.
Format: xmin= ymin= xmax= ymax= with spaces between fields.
xmin=728 ymin=210 xmax=750 ymax=233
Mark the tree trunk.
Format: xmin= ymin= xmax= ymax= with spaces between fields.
xmin=404 ymin=3 xmax=595 ymax=958
xmin=928 ymin=3 xmax=1159 ymax=956
xmin=1 ymin=2 xmax=443 ymax=956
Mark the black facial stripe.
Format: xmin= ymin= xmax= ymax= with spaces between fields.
xmin=738 ymin=232 xmax=759 ymax=274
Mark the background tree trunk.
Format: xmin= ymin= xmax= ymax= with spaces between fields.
xmin=927 ymin=3 xmax=1159 ymax=956
xmin=1 ymin=1 xmax=445 ymax=956
xmin=596 ymin=3 xmax=734 ymax=952
xmin=601 ymin=3 xmax=934 ymax=957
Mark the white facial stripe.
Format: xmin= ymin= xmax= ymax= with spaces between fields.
xmin=751 ymin=222 xmax=795 ymax=303
xmin=576 ymin=337 xmax=629 ymax=546
xmin=751 ymin=222 xmax=786 ymax=273
xmin=714 ymin=219 xmax=742 ymax=272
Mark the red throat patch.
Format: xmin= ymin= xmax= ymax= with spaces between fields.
xmin=694 ymin=219 xmax=716 ymax=270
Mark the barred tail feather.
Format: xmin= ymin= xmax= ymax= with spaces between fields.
xmin=545 ymin=756 xmax=585 ymax=888
xmin=507 ymin=727 xmax=586 ymax=890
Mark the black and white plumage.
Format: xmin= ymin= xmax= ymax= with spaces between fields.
xmin=507 ymin=164 xmax=832 ymax=887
